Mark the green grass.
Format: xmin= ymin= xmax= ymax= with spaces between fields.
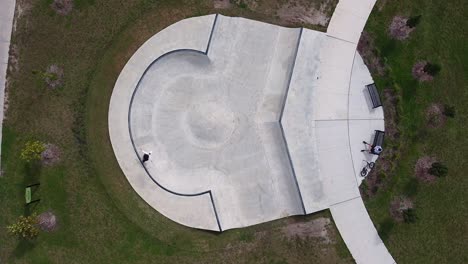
xmin=364 ymin=0 xmax=468 ymax=263
xmin=0 ymin=0 xmax=352 ymax=263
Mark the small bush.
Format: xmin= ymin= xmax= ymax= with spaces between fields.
xmin=423 ymin=63 xmax=441 ymax=76
xmin=406 ymin=15 xmax=422 ymax=28
xmin=238 ymin=1 xmax=247 ymax=8
xmin=429 ymin=162 xmax=448 ymax=177
xmin=20 ymin=141 xmax=46 ymax=162
xmin=443 ymin=104 xmax=456 ymax=118
xmin=7 ymin=214 xmax=40 ymax=239
xmin=402 ymin=208 xmax=417 ymax=223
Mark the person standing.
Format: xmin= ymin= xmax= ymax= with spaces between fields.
xmin=142 ymin=150 xmax=152 ymax=163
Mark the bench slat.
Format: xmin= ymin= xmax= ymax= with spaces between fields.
xmin=366 ymin=83 xmax=382 ymax=108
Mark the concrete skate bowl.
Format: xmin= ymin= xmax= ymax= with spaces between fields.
xmin=109 ymin=14 xmax=385 ymax=233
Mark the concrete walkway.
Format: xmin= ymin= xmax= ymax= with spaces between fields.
xmin=327 ymin=0 xmax=396 ymax=263
xmin=0 ymin=0 xmax=16 ymax=168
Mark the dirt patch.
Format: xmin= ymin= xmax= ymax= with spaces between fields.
xmin=44 ymin=64 xmax=64 ymax=89
xmin=37 ymin=211 xmax=58 ymax=232
xmin=282 ymin=217 xmax=332 ymax=243
xmin=376 ymin=0 xmax=390 ymax=11
xmin=51 ymin=0 xmax=73 ymax=16
xmin=388 ymin=16 xmax=414 ymax=40
xmin=41 ymin=143 xmax=61 ymax=166
xmin=414 ymin=156 xmax=437 ymax=183
xmin=213 ymin=0 xmax=231 ymax=9
xmin=13 ymin=0 xmax=33 ymax=33
xmin=389 ymin=196 xmax=414 ymax=222
xmin=358 ymin=31 xmax=386 ymax=76
xmin=426 ymin=103 xmax=446 ymax=128
xmin=231 ymin=0 xmax=259 ymax=10
xmin=8 ymin=44 xmax=20 ymax=73
xmin=412 ymin=61 xmax=433 ymax=82
xmin=277 ymin=0 xmax=331 ymax=27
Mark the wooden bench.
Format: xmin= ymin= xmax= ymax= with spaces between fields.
xmin=366 ymin=83 xmax=382 ymax=108
xmin=371 ymin=130 xmax=385 ymax=155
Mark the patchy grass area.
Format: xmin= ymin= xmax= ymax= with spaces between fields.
xmin=0 ymin=0 xmax=352 ymax=263
xmin=362 ymin=0 xmax=467 ymax=263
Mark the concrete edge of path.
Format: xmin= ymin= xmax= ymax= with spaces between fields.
xmin=0 ymin=0 xmax=16 ymax=170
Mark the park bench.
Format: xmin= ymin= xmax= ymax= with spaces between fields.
xmin=371 ymin=130 xmax=385 ymax=155
xmin=366 ymin=83 xmax=382 ymax=109
xmin=25 ymin=183 xmax=40 ymax=206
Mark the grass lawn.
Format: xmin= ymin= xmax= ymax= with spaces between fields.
xmin=1 ymin=0 xmax=466 ymax=262
xmin=0 ymin=0 xmax=353 ymax=263
xmin=363 ymin=0 xmax=468 ymax=263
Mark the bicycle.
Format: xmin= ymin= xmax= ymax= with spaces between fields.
xmin=360 ymin=160 xmax=375 ymax=177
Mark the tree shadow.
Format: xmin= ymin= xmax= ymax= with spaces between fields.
xmin=9 ymin=239 xmax=37 ymax=260
xmin=377 ymin=218 xmax=395 ymax=242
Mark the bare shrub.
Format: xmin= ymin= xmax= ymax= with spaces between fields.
xmin=389 ymin=16 xmax=414 ymax=40
xmin=412 ymin=61 xmax=433 ymax=82
xmin=41 ymin=143 xmax=61 ymax=166
xmin=37 ymin=211 xmax=58 ymax=232
xmin=414 ymin=156 xmax=437 ymax=182
xmin=390 ymin=196 xmax=414 ymax=222
xmin=51 ymin=0 xmax=73 ymax=16
xmin=44 ymin=64 xmax=64 ymax=89
xmin=425 ymin=103 xmax=446 ymax=128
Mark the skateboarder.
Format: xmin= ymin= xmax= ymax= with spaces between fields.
xmin=142 ymin=150 xmax=152 ymax=163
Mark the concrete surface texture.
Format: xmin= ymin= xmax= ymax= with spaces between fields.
xmin=0 ymin=0 xmax=16 ymax=169
xmin=110 ymin=7 xmax=395 ymax=264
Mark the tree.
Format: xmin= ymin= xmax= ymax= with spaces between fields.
xmin=429 ymin=162 xmax=448 ymax=177
xmin=7 ymin=214 xmax=40 ymax=239
xmin=402 ymin=208 xmax=417 ymax=223
xmin=423 ymin=63 xmax=441 ymax=77
xmin=20 ymin=141 xmax=46 ymax=162
xmin=406 ymin=15 xmax=422 ymax=28
xmin=443 ymin=104 xmax=456 ymax=118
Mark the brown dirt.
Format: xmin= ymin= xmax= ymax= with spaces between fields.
xmin=37 ymin=211 xmax=58 ymax=232
xmin=426 ymin=103 xmax=446 ymax=128
xmin=358 ymin=31 xmax=386 ymax=76
xmin=282 ymin=217 xmax=333 ymax=243
xmin=213 ymin=0 xmax=231 ymax=9
xmin=412 ymin=61 xmax=433 ymax=82
xmin=51 ymin=0 xmax=73 ymax=16
xmin=389 ymin=196 xmax=414 ymax=222
xmin=376 ymin=0 xmax=390 ymax=11
xmin=41 ymin=143 xmax=61 ymax=166
xmin=8 ymin=44 xmax=19 ymax=73
xmin=388 ymin=16 xmax=414 ymax=40
xmin=229 ymin=0 xmax=336 ymax=27
xmin=44 ymin=64 xmax=64 ymax=89
xmin=414 ymin=156 xmax=437 ymax=183
xmin=277 ymin=0 xmax=332 ymax=27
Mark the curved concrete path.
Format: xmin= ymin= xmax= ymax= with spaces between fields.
xmin=326 ymin=0 xmax=396 ymax=263
xmin=0 ymin=0 xmax=16 ymax=169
